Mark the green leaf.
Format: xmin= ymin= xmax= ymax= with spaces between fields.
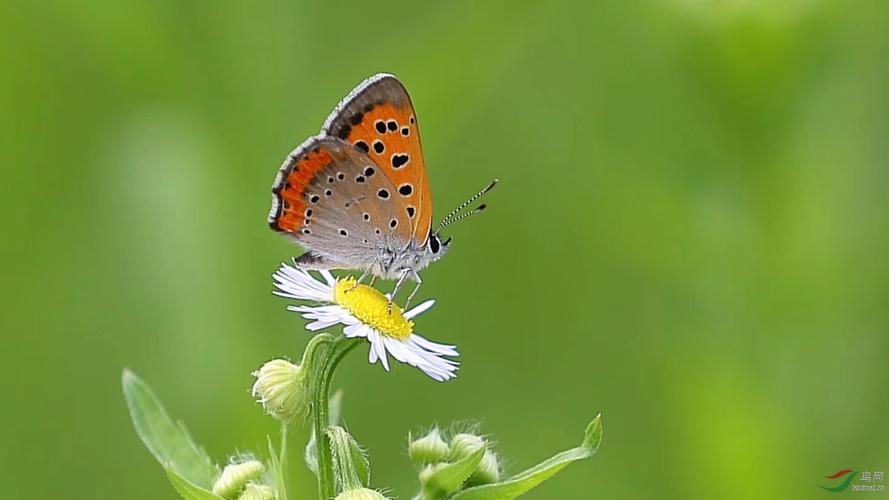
xmin=452 ymin=414 xmax=603 ymax=500
xmin=326 ymin=425 xmax=371 ymax=493
xmin=305 ymin=431 xmax=319 ymax=476
xmin=305 ymin=390 xmax=345 ymax=476
xmin=165 ymin=466 xmax=225 ymax=500
xmin=122 ymin=369 xmax=218 ymax=488
xmin=424 ymin=445 xmax=487 ymax=496
xmin=267 ymin=433 xmax=288 ymax=500
xmin=347 ymin=431 xmax=370 ymax=488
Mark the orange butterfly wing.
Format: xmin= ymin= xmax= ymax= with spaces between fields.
xmin=268 ymin=143 xmax=335 ymax=234
xmin=321 ymin=74 xmax=433 ymax=246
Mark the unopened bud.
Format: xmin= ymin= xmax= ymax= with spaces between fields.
xmin=449 ymin=433 xmax=486 ymax=462
xmin=334 ymin=487 xmax=389 ymax=500
xmin=252 ymin=358 xmax=308 ymax=423
xmin=409 ymin=428 xmax=450 ymax=464
xmin=212 ymin=459 xmax=265 ymax=498
xmin=237 ymin=483 xmax=276 ymax=500
xmin=419 ymin=463 xmax=447 ymax=486
xmin=468 ymin=450 xmax=500 ymax=485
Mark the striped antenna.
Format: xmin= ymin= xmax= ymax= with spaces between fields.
xmin=436 ymin=179 xmax=498 ymax=231
xmin=438 ymin=204 xmax=488 ymax=230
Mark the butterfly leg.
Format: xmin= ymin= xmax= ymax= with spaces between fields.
xmin=348 ymin=268 xmax=372 ymax=291
xmin=388 ymin=269 xmax=411 ymax=313
xmin=403 ymin=273 xmax=422 ymax=310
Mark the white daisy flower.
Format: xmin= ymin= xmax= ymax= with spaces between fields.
xmin=272 ymin=262 xmax=459 ymax=381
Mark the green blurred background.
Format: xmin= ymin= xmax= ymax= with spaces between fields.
xmin=2 ymin=1 xmax=888 ymax=498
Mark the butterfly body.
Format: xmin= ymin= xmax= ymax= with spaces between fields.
xmin=269 ymin=73 xmax=488 ymax=304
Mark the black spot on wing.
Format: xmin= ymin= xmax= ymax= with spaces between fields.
xmin=391 ymin=154 xmax=409 ymax=169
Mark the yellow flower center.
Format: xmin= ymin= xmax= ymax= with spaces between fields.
xmin=334 ymin=277 xmax=414 ymax=340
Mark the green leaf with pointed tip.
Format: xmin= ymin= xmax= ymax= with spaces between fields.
xmin=305 ymin=390 xmax=345 ymax=476
xmin=348 ymin=433 xmax=370 ymax=488
xmin=305 ymin=432 xmax=319 ymax=476
xmin=122 ymin=369 xmax=219 ymax=488
xmin=452 ymin=414 xmax=603 ymax=500
xmin=267 ymin=434 xmax=288 ymax=500
xmin=326 ymin=425 xmax=371 ymax=492
xmin=165 ymin=466 xmax=225 ymax=500
xmin=424 ymin=445 xmax=486 ymax=496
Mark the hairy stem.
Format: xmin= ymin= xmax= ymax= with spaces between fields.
xmin=310 ymin=335 xmax=360 ymax=499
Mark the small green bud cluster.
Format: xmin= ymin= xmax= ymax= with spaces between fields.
xmin=211 ymin=456 xmax=276 ymax=499
xmin=409 ymin=428 xmax=501 ymax=498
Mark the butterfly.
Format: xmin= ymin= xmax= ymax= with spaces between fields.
xmin=268 ymin=73 xmax=496 ymax=307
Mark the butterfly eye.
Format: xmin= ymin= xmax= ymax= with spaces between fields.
xmin=429 ymin=235 xmax=441 ymax=254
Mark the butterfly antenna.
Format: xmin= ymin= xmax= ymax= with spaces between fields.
xmin=438 ymin=204 xmax=488 ymax=230
xmin=436 ymin=179 xmax=498 ymax=231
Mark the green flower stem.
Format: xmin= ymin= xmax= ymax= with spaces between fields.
xmin=308 ymin=334 xmax=361 ymax=499
xmin=279 ymin=424 xmax=288 ymax=500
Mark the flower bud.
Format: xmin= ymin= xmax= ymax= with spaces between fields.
xmin=418 ymin=463 xmax=447 ymax=486
xmin=449 ymin=433 xmax=486 ymax=462
xmin=409 ymin=428 xmax=450 ymax=464
xmin=237 ymin=483 xmax=276 ymax=500
xmin=252 ymin=358 xmax=308 ymax=423
xmin=334 ymin=487 xmax=389 ymax=500
xmin=212 ymin=459 xmax=265 ymax=498
xmin=468 ymin=450 xmax=501 ymax=485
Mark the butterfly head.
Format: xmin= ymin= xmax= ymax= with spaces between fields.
xmin=426 ymin=231 xmax=452 ymax=261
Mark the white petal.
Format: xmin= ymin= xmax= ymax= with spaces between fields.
xmin=288 ymin=305 xmax=360 ymax=331
xmin=305 ymin=319 xmax=340 ymax=331
xmin=404 ymin=299 xmax=435 ymax=319
xmin=409 ymin=333 xmax=459 ymax=356
xmin=381 ymin=335 xmax=459 ymax=381
xmin=272 ymin=263 xmax=335 ymax=302
xmin=380 ymin=336 xmax=411 ymax=363
xmin=340 ymin=314 xmax=361 ymax=326
xmin=344 ymin=323 xmax=369 ymax=338
xmin=369 ymin=330 xmax=390 ymax=371
xmin=320 ymin=270 xmax=336 ymax=287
